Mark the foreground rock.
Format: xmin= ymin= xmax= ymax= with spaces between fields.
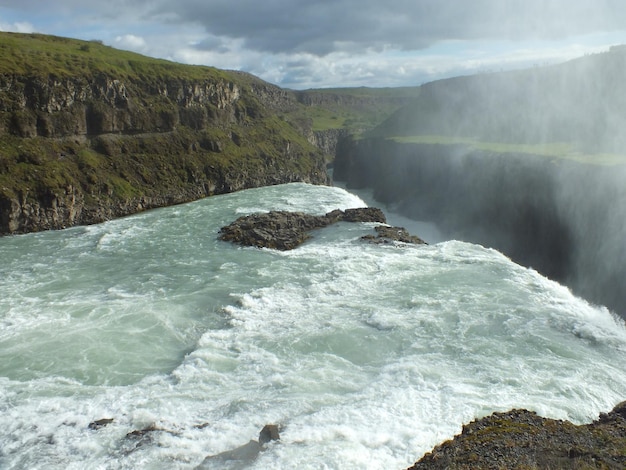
xmin=219 ymin=207 xmax=426 ymax=250
xmin=362 ymin=225 xmax=426 ymax=245
xmin=409 ymin=401 xmax=626 ymax=469
xmin=87 ymin=418 xmax=114 ymax=430
xmin=197 ymin=424 xmax=280 ymax=468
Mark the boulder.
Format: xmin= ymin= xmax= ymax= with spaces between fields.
xmin=342 ymin=207 xmax=386 ymax=223
xmin=361 ymin=225 xmax=427 ymax=245
xmin=87 ymin=418 xmax=114 ymax=430
xmin=218 ymin=211 xmax=329 ymax=250
xmin=197 ymin=424 xmax=280 ymax=468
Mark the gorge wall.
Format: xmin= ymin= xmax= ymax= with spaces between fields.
xmin=308 ymin=128 xmax=350 ymax=157
xmin=334 ymin=137 xmax=626 ymax=319
xmin=0 ymin=60 xmax=328 ymax=234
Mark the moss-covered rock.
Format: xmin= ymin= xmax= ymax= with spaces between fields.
xmin=409 ymin=402 xmax=626 ymax=469
xmin=218 ymin=208 xmax=388 ymax=250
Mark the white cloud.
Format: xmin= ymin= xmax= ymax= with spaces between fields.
xmin=114 ymin=34 xmax=147 ymax=50
xmin=0 ymin=21 xmax=35 ymax=33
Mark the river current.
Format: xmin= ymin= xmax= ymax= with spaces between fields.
xmin=1 ymin=182 xmax=625 ymax=469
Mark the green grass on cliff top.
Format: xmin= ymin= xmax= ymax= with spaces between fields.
xmin=0 ymin=32 xmax=230 ymax=81
xmin=391 ymin=135 xmax=626 ymax=165
xmin=302 ymin=86 xmax=422 ymax=98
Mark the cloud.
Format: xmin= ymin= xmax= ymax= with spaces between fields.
xmin=144 ymin=0 xmax=626 ymax=55
xmin=115 ymin=34 xmax=147 ymax=50
xmin=4 ymin=1 xmax=626 ymax=56
xmin=2 ymin=1 xmax=626 ymax=88
xmin=0 ymin=20 xmax=35 ymax=33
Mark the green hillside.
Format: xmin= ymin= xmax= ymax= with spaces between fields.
xmin=0 ymin=32 xmax=231 ymax=81
xmin=0 ymin=32 xmax=426 ymax=234
xmin=0 ymin=32 xmax=421 ymax=138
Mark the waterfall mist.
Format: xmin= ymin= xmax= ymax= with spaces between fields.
xmin=335 ymin=47 xmax=626 ymax=318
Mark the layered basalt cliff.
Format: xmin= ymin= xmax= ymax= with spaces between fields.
xmin=309 ymin=128 xmax=350 ymax=157
xmin=335 ymin=137 xmax=626 ymax=319
xmin=2 ymin=74 xmax=244 ymax=138
xmin=0 ymin=33 xmax=328 ymax=234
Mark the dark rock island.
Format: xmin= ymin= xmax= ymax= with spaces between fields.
xmin=218 ymin=207 xmax=426 ymax=250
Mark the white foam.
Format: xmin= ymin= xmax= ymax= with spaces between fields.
xmin=2 ymin=183 xmax=626 ymax=469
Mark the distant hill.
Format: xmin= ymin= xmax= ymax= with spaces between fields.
xmin=372 ymin=46 xmax=626 ymax=155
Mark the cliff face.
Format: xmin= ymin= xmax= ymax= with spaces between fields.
xmin=335 ymin=137 xmax=626 ymax=319
xmin=0 ymin=74 xmax=243 ymax=137
xmin=293 ymin=90 xmax=408 ymax=108
xmin=308 ymin=128 xmax=350 ymax=157
xmin=0 ymin=34 xmax=329 ymax=235
xmin=292 ymin=88 xmax=422 ymax=158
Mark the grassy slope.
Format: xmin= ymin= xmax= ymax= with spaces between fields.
xmin=0 ymin=32 xmax=230 ymax=81
xmin=0 ymin=32 xmax=419 ymax=137
xmin=392 ymin=135 xmax=626 ymax=165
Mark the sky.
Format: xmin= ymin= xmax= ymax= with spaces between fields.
xmin=1 ymin=1 xmax=626 ymax=89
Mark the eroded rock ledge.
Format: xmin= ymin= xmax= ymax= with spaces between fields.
xmin=409 ymin=401 xmax=626 ymax=469
xmin=218 ymin=207 xmax=426 ymax=250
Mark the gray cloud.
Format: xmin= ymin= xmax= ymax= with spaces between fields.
xmin=144 ymin=0 xmax=626 ymax=55
xmin=3 ymin=0 xmax=626 ymax=56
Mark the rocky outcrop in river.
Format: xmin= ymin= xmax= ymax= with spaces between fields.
xmin=218 ymin=207 xmax=426 ymax=250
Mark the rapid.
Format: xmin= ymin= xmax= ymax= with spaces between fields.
xmin=1 ymin=182 xmax=625 ymax=469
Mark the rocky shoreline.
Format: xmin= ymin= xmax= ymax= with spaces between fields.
xmin=84 ymin=402 xmax=626 ymax=468
xmin=408 ymin=401 xmax=626 ymax=469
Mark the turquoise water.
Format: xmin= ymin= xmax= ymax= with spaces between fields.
xmin=1 ymin=182 xmax=625 ymax=469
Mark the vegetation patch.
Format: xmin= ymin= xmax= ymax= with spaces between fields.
xmin=0 ymin=32 xmax=230 ymax=82
xmin=389 ymin=135 xmax=626 ymax=165
xmin=293 ymin=87 xmax=421 ymax=135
